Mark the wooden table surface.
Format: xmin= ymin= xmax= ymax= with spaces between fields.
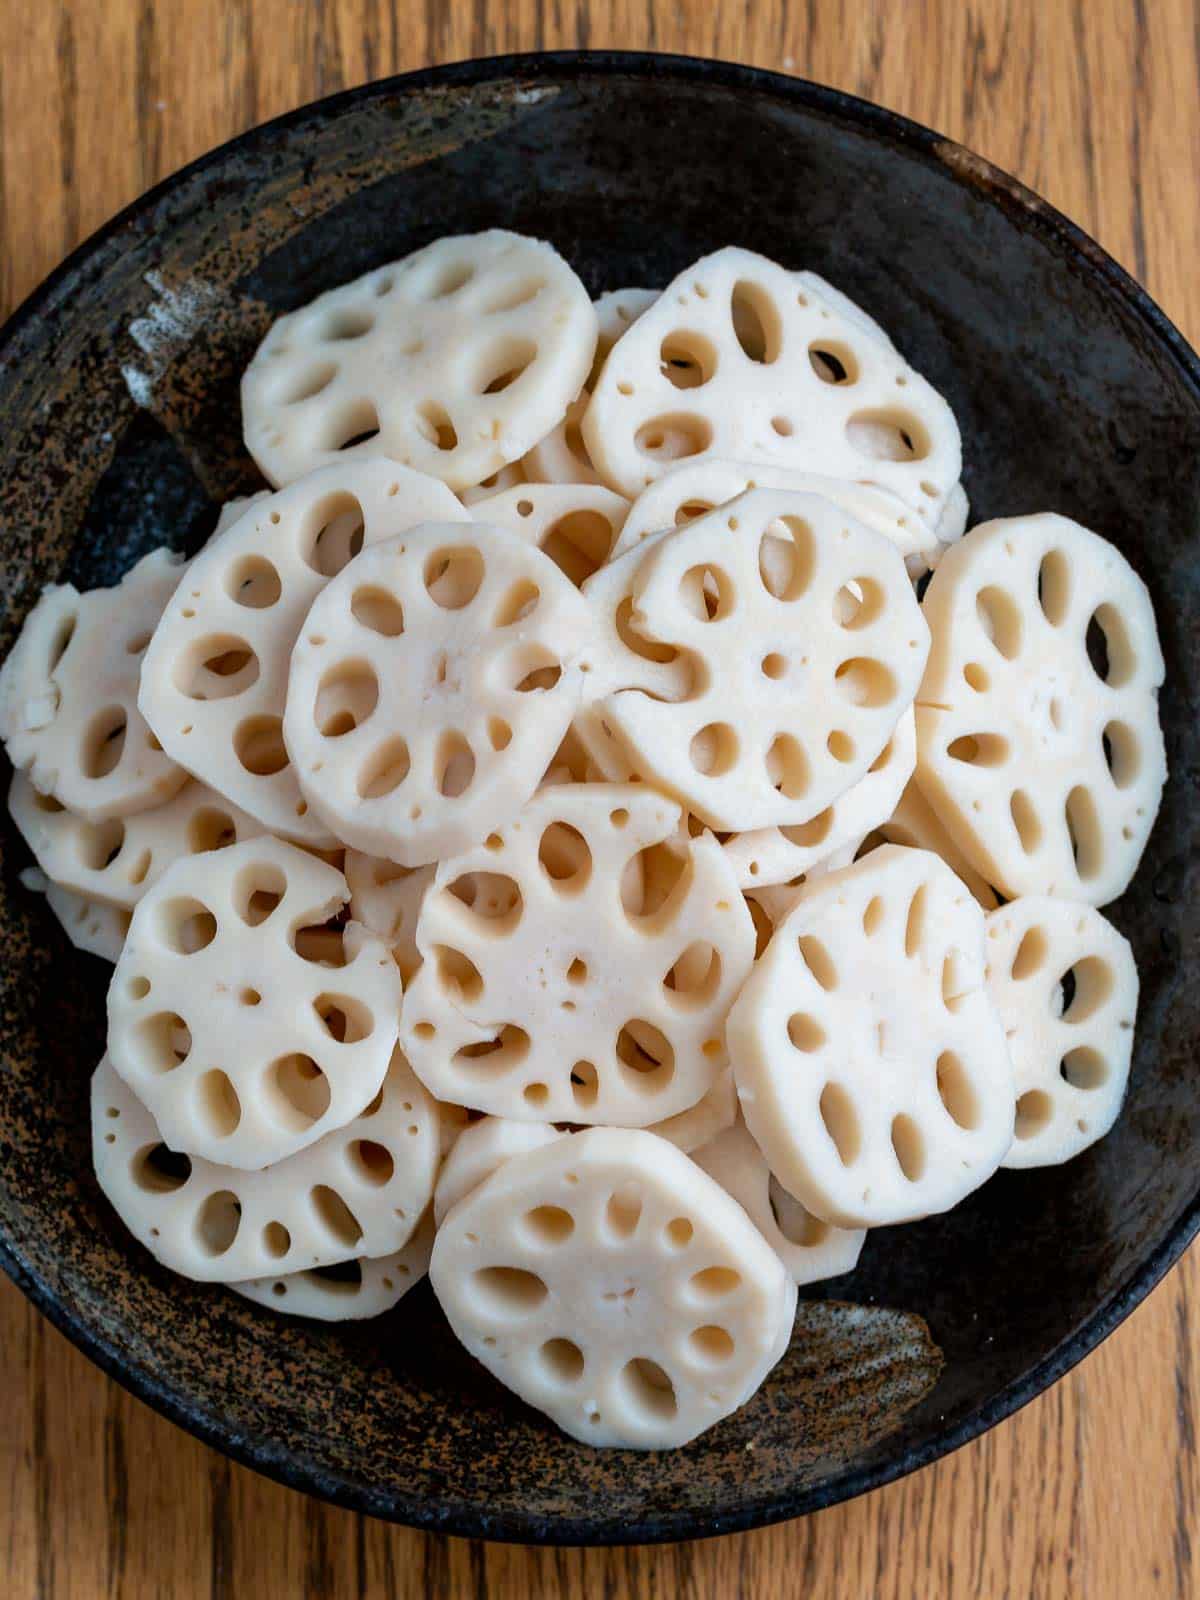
xmin=2 ymin=2 xmax=1198 ymax=1595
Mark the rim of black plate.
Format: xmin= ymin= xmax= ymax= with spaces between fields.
xmin=1 ymin=50 xmax=1199 ymax=1546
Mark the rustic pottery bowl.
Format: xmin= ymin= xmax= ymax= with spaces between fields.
xmin=1 ymin=52 xmax=1198 ymax=1544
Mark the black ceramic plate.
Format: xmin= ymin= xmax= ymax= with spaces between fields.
xmin=1 ymin=52 xmax=1198 ymax=1545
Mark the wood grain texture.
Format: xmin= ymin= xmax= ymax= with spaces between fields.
xmin=2 ymin=2 xmax=1198 ymax=1595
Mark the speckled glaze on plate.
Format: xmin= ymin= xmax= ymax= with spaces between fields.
xmin=0 ymin=53 xmax=1198 ymax=1545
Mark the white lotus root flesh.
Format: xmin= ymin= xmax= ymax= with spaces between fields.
xmin=138 ymin=460 xmax=466 ymax=845
xmin=693 ymin=1118 xmax=866 ymax=1286
xmin=106 ymin=836 xmax=402 ymax=1168
xmin=581 ymin=488 xmax=929 ymax=830
xmin=916 ymin=514 xmax=1166 ymax=905
xmin=231 ymin=1208 xmax=436 ymax=1321
xmin=874 ymin=778 xmax=999 ymax=909
xmin=0 ymin=550 xmax=187 ymax=819
xmin=400 ymin=784 xmax=755 ymax=1125
xmin=92 ymin=1045 xmax=439 ymax=1281
xmin=434 ymin=1116 xmax=566 ymax=1225
xmin=476 ymin=481 xmax=630 ymax=586
xmin=283 ymin=523 xmax=595 ymax=865
xmin=429 ymin=1127 xmax=798 ymax=1448
xmin=582 ymin=247 xmax=961 ymax=524
xmin=523 ymin=287 xmax=658 ymax=486
xmin=985 ymin=896 xmax=1138 ymax=1168
xmin=45 ymin=882 xmax=131 ymax=962
xmin=9 ymin=771 xmax=264 ymax=911
xmin=343 ymin=849 xmax=435 ymax=985
xmin=241 ymin=230 xmax=597 ymax=492
xmin=727 ymin=844 xmax=1015 ymax=1227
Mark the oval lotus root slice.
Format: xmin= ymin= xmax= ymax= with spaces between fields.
xmin=477 ymin=482 xmax=630 ymax=587
xmin=611 ymin=458 xmax=938 ymax=567
xmin=9 ymin=770 xmax=264 ymax=911
xmin=592 ymin=488 xmax=929 ymax=831
xmin=343 ymin=850 xmax=436 ymax=985
xmin=0 ymin=550 xmax=188 ymax=821
xmin=138 ymin=460 xmax=467 ymax=845
xmin=430 ymin=1126 xmax=797 ymax=1449
xmin=582 ymin=247 xmax=961 ymax=524
xmin=693 ymin=1119 xmax=866 ymax=1287
xmin=721 ymin=708 xmax=915 ymax=888
xmin=434 ymin=1117 xmax=566 ymax=1225
xmin=460 ymin=461 xmax=526 ymax=507
xmin=984 ymin=896 xmax=1137 ymax=1168
xmin=874 ymin=778 xmax=998 ymax=909
xmin=283 ymin=523 xmax=594 ymax=865
xmin=44 ymin=881 xmax=131 ymax=962
xmin=915 ymin=514 xmax=1166 ymax=905
xmin=241 ymin=230 xmax=597 ymax=492
xmin=107 ymin=836 xmax=402 ymax=1168
xmin=92 ymin=1044 xmax=439 ymax=1282
xmin=727 ymin=844 xmax=1015 ymax=1228
xmin=523 ymin=287 xmax=658 ymax=487
xmin=400 ymin=783 xmax=755 ymax=1125
xmin=231 ymin=1207 xmax=436 ymax=1321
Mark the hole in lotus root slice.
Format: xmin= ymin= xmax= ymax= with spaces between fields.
xmin=428 ymin=1127 xmax=797 ymax=1447
xmin=242 ymin=231 xmax=597 ymax=491
xmin=583 ymin=248 xmax=959 ymax=520
xmin=105 ymin=837 xmax=401 ymax=1168
xmin=728 ymin=845 xmax=1014 ymax=1227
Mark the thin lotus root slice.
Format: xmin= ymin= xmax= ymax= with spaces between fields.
xmin=721 ymin=708 xmax=915 ymax=888
xmin=241 ymin=230 xmax=597 ymax=492
xmin=139 ymin=460 xmax=466 ymax=845
xmin=693 ymin=1119 xmax=866 ymax=1287
xmin=796 ymin=271 xmax=896 ymax=351
xmin=400 ymin=783 xmax=755 ymax=1125
xmin=915 ymin=514 xmax=1166 ymax=905
xmin=742 ymin=838 xmax=865 ymax=931
xmin=429 ymin=1126 xmax=798 ymax=1449
xmin=231 ymin=1207 xmax=436 ymax=1321
xmin=343 ymin=850 xmax=436 ymax=985
xmin=589 ymin=489 xmax=929 ymax=831
xmin=984 ymin=896 xmax=1137 ymax=1168
xmin=92 ymin=1044 xmax=439 ymax=1282
xmin=106 ymin=836 xmax=402 ymax=1169
xmin=9 ymin=770 xmax=264 ymax=911
xmin=582 ymin=247 xmax=961 ymax=524
xmin=874 ymin=778 xmax=998 ymax=909
xmin=645 ymin=1066 xmax=736 ymax=1154
xmin=461 ymin=461 xmax=526 ymax=507
xmin=611 ymin=458 xmax=938 ymax=567
xmin=0 ymin=550 xmax=188 ymax=820
xmin=283 ymin=523 xmax=594 ymax=865
xmin=523 ymin=288 xmax=658 ymax=487
xmin=43 ymin=881 xmax=131 ymax=962
xmin=727 ymin=845 xmax=1014 ymax=1228
xmin=207 ymin=491 xmax=273 ymax=548
xmin=434 ymin=1117 xmax=566 ymax=1224
xmin=475 ymin=482 xmax=630 ymax=587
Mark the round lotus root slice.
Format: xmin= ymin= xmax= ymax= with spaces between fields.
xmin=728 ymin=844 xmax=1015 ymax=1228
xmin=611 ymin=458 xmax=938 ymax=568
xmin=400 ymin=784 xmax=755 ymax=1126
xmin=590 ymin=488 xmax=929 ymax=831
xmin=461 ymin=461 xmax=527 ymax=507
xmin=874 ymin=778 xmax=998 ymax=910
xmin=0 ymin=550 xmax=188 ymax=821
xmin=241 ymin=230 xmax=597 ymax=492
xmin=430 ymin=1126 xmax=798 ymax=1449
xmin=720 ymin=708 xmax=915 ymax=888
xmin=44 ymin=881 xmax=131 ymax=962
xmin=476 ymin=482 xmax=630 ymax=587
xmin=343 ymin=850 xmax=436 ymax=985
xmin=983 ymin=896 xmax=1138 ymax=1169
xmin=434 ymin=1117 xmax=566 ymax=1225
xmin=582 ymin=247 xmax=961 ymax=525
xmin=523 ymin=287 xmax=658 ymax=487
xmin=283 ymin=523 xmax=594 ymax=866
xmin=92 ymin=1044 xmax=439 ymax=1282
xmin=231 ymin=1207 xmax=436 ymax=1321
xmin=138 ymin=460 xmax=466 ymax=846
xmin=693 ymin=1119 xmax=866 ymax=1287
xmin=8 ymin=770 xmax=264 ymax=912
xmin=915 ymin=514 xmax=1166 ymax=905
xmin=106 ymin=836 xmax=402 ymax=1169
